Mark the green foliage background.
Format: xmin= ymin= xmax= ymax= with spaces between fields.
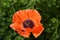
xmin=0 ymin=0 xmax=60 ymax=40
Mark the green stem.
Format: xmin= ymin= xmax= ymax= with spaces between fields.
xmin=12 ymin=5 xmax=15 ymax=13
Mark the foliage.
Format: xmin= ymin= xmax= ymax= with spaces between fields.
xmin=0 ymin=0 xmax=60 ymax=40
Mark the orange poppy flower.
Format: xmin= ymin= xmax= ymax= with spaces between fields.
xmin=10 ymin=9 xmax=44 ymax=38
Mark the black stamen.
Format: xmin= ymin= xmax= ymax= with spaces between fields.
xmin=23 ymin=20 xmax=34 ymax=29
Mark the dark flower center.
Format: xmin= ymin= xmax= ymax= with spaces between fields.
xmin=23 ymin=20 xmax=34 ymax=29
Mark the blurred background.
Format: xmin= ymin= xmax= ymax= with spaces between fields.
xmin=0 ymin=0 xmax=60 ymax=40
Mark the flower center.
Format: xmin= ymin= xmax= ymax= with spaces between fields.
xmin=23 ymin=20 xmax=34 ymax=29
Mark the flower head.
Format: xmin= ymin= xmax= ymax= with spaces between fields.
xmin=10 ymin=9 xmax=44 ymax=38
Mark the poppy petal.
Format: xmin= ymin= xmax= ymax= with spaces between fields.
xmin=10 ymin=23 xmax=31 ymax=38
xmin=32 ymin=23 xmax=44 ymax=38
xmin=17 ymin=30 xmax=30 ymax=38
xmin=12 ymin=13 xmax=21 ymax=23
xmin=16 ymin=10 xmax=28 ymax=22
xmin=10 ymin=23 xmax=23 ymax=30
xmin=25 ymin=27 xmax=32 ymax=33
xmin=17 ymin=28 xmax=31 ymax=38
xmin=13 ymin=10 xmax=28 ymax=23
xmin=27 ymin=9 xmax=41 ymax=22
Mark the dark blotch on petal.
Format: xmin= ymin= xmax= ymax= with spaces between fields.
xmin=22 ymin=30 xmax=25 ymax=32
xmin=23 ymin=20 xmax=34 ymax=29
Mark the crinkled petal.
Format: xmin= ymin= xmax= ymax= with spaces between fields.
xmin=27 ymin=9 xmax=41 ymax=22
xmin=32 ymin=23 xmax=44 ymax=38
xmin=10 ymin=23 xmax=31 ymax=38
xmin=18 ymin=28 xmax=31 ymax=38
xmin=10 ymin=23 xmax=22 ymax=30
xmin=12 ymin=12 xmax=21 ymax=23
xmin=12 ymin=10 xmax=28 ymax=23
